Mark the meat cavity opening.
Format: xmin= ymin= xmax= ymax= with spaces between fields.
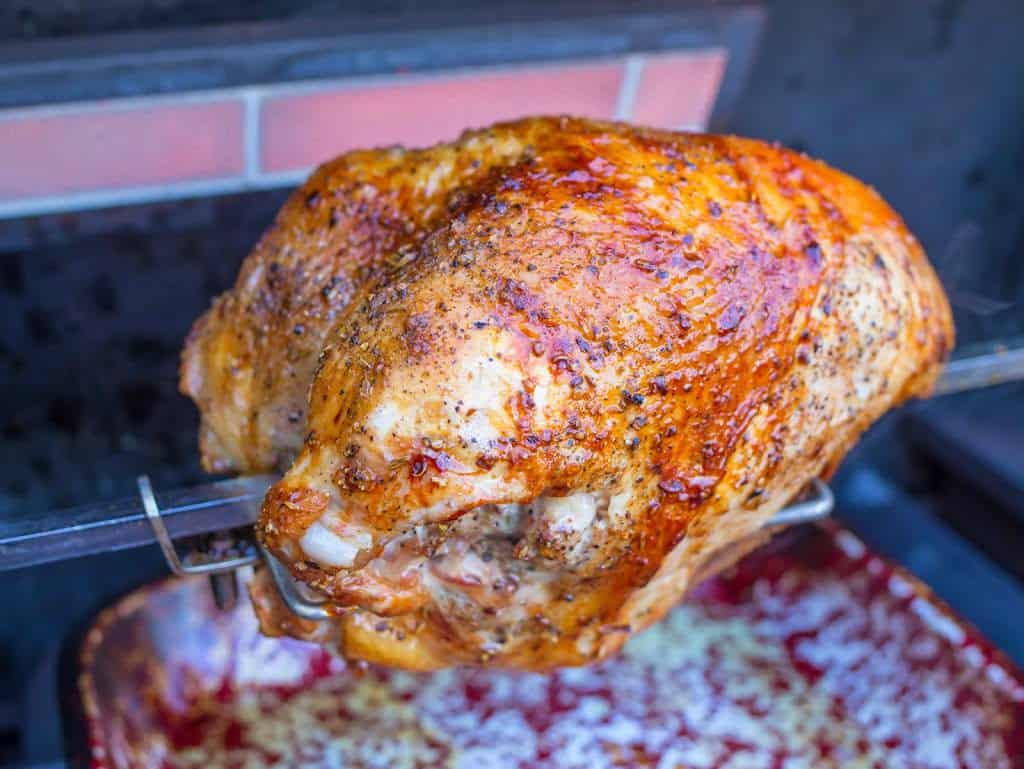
xmin=297 ymin=488 xmax=622 ymax=617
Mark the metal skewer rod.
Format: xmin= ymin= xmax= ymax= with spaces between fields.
xmin=929 ymin=343 xmax=1024 ymax=397
xmin=1 ymin=345 xmax=1021 ymax=573
xmin=0 ymin=475 xmax=273 ymax=571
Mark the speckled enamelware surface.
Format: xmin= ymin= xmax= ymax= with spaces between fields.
xmin=77 ymin=523 xmax=1024 ymax=769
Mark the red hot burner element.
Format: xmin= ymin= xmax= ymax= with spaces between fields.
xmin=78 ymin=524 xmax=1024 ymax=769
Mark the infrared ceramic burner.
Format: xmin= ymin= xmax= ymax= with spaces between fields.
xmin=75 ymin=524 xmax=1024 ymax=769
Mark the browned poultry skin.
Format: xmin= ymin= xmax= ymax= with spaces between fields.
xmin=181 ymin=124 xmax=553 ymax=473
xmin=183 ymin=117 xmax=952 ymax=670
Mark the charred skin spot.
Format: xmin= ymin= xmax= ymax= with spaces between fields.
xmin=334 ymin=461 xmax=380 ymax=493
xmin=805 ymin=241 xmax=823 ymax=267
xmin=403 ymin=312 xmax=433 ymax=356
xmin=717 ymin=304 xmax=746 ymax=334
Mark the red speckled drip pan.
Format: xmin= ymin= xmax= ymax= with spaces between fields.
xmin=77 ymin=524 xmax=1024 ymax=769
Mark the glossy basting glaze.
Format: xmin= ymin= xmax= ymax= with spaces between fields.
xmin=181 ymin=117 xmax=953 ymax=670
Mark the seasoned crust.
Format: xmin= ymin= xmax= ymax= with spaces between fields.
xmin=180 ymin=123 xmax=558 ymax=473
xmin=183 ymin=117 xmax=953 ymax=669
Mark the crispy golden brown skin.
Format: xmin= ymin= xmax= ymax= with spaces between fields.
xmin=181 ymin=124 xmax=548 ymax=473
xmin=183 ymin=117 xmax=952 ymax=670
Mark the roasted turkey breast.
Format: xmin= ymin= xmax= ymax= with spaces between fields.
xmin=181 ymin=117 xmax=952 ymax=670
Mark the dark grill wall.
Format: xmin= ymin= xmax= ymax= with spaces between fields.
xmin=1 ymin=192 xmax=287 ymax=516
xmin=0 ymin=191 xmax=289 ymax=762
xmin=1 ymin=1 xmax=1022 ymax=764
xmin=729 ymin=0 xmax=1024 ymax=344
